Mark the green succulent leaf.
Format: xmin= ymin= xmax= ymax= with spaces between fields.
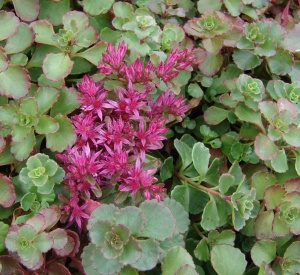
xmin=131 ymin=239 xmax=161 ymax=271
xmin=199 ymin=53 xmax=223 ymax=76
xmin=254 ymin=133 xmax=278 ymax=160
xmin=139 ymin=200 xmax=175 ymax=241
xmin=30 ymin=20 xmax=59 ymax=47
xmin=161 ymin=246 xmax=196 ymax=275
xmin=21 ymin=193 xmax=37 ymax=211
xmin=211 ymin=245 xmax=247 ymax=275
xmin=0 ymin=47 xmax=8 ymax=73
xmin=0 ymin=11 xmax=20 ymax=41
xmin=192 ymin=142 xmax=210 ymax=181
xmin=163 ymin=198 xmax=190 ymax=234
xmin=194 ymin=239 xmax=210 ymax=262
xmin=74 ymin=42 xmax=107 ymax=66
xmin=35 ymin=86 xmax=60 ymax=115
xmin=4 ymin=23 xmax=34 ymax=54
xmin=11 ymin=129 xmax=35 ymax=161
xmin=282 ymin=23 xmax=300 ymax=53
xmin=254 ymin=211 xmax=275 ymax=239
xmin=114 ymin=207 xmax=145 ymax=235
xmin=46 ymin=114 xmax=76 ymax=152
xmin=12 ymin=0 xmax=39 ymax=22
xmin=0 ymin=222 xmax=9 ymax=252
xmin=0 ymin=174 xmax=16 ymax=208
xmin=35 ymin=115 xmax=59 ymax=135
xmin=267 ymin=50 xmax=294 ymax=76
xmin=32 ymin=232 xmax=53 ymax=253
xmin=50 ymin=87 xmax=81 ymax=116
xmin=197 ymin=0 xmax=222 ymax=13
xmin=0 ymin=65 xmax=30 ymax=99
xmin=224 ymin=0 xmax=243 ymax=16
xmin=201 ymin=200 xmax=221 ymax=231
xmin=39 ymin=0 xmax=70 ymax=26
xmin=233 ymin=49 xmax=262 ymax=70
xmin=113 ymin=2 xmax=134 ymax=18
xmin=83 ymin=0 xmax=115 ymax=16
xmin=270 ymin=149 xmax=288 ymax=173
xmin=43 ymin=53 xmax=74 ymax=81
xmin=251 ymin=240 xmax=276 ymax=267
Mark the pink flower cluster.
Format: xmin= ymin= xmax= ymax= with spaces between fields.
xmin=57 ymin=42 xmax=194 ymax=229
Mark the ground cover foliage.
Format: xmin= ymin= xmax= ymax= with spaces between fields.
xmin=0 ymin=0 xmax=300 ymax=274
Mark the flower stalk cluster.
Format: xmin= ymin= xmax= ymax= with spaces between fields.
xmin=57 ymin=42 xmax=194 ymax=229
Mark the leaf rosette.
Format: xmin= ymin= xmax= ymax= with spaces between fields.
xmin=183 ymin=10 xmax=232 ymax=39
xmin=82 ymin=199 xmax=190 ymax=274
xmin=19 ymin=153 xmax=65 ymax=195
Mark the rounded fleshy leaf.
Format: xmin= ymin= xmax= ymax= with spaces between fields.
xmin=197 ymin=0 xmax=222 ymax=13
xmin=30 ymin=20 xmax=59 ymax=47
xmin=202 ymin=37 xmax=223 ymax=54
xmin=43 ymin=53 xmax=74 ymax=81
xmin=28 ymin=206 xmax=61 ymax=232
xmin=4 ymin=23 xmax=34 ymax=54
xmin=92 ymin=244 xmax=123 ymax=275
xmin=131 ymin=239 xmax=161 ymax=271
xmin=49 ymin=228 xmax=68 ymax=251
xmin=114 ymin=207 xmax=145 ymax=235
xmin=0 ymin=65 xmax=30 ymax=99
xmin=254 ymin=133 xmax=278 ymax=160
xmin=88 ymin=204 xmax=118 ymax=228
xmin=83 ymin=0 xmax=115 ymax=16
xmin=35 ymin=86 xmax=60 ymax=115
xmin=254 ymin=211 xmax=274 ymax=239
xmin=0 ymin=46 xmax=8 ymax=73
xmin=175 ymin=264 xmax=198 ymax=275
xmin=33 ymin=232 xmax=53 ymax=253
xmin=282 ymin=127 xmax=300 ymax=147
xmin=139 ymin=200 xmax=176 ymax=241
xmin=251 ymin=172 xmax=277 ymax=200
xmin=267 ymin=50 xmax=293 ymax=76
xmin=199 ymin=53 xmax=223 ymax=76
xmin=46 ymin=114 xmax=76 ymax=152
xmin=0 ymin=135 xmax=5 ymax=154
xmin=21 ymin=193 xmax=37 ymax=211
xmin=74 ymin=42 xmax=107 ymax=66
xmin=204 ymin=106 xmax=229 ymax=125
xmin=282 ymin=24 xmax=300 ymax=53
xmin=44 ymin=160 xmax=58 ymax=177
xmin=163 ymin=198 xmax=190 ymax=234
xmin=12 ymin=125 xmax=32 ymax=143
xmin=0 ymin=174 xmax=16 ymax=208
xmin=11 ymin=129 xmax=35 ymax=161
xmin=211 ymin=245 xmax=247 ymax=275
xmin=233 ymin=49 xmax=262 ymax=70
xmin=0 ymin=222 xmax=9 ymax=252
xmin=39 ymin=0 xmax=70 ymax=26
xmin=119 ymin=236 xmax=142 ymax=265
xmin=0 ymin=105 xmax=17 ymax=126
xmin=161 ymin=246 xmax=195 ymax=275
xmin=264 ymin=185 xmax=286 ymax=210
xmin=62 ymin=11 xmax=89 ymax=32
xmin=251 ymin=240 xmax=276 ymax=267
xmin=50 ymin=87 xmax=81 ymax=116
xmin=89 ymin=220 xmax=113 ymax=246
xmin=12 ymin=0 xmax=39 ymax=22
xmin=76 ymin=26 xmax=98 ymax=48
xmin=35 ymin=115 xmax=59 ymax=135
xmin=0 ymin=11 xmax=20 ymax=41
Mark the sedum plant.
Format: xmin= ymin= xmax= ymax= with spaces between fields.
xmin=5 ymin=206 xmax=78 ymax=271
xmin=82 ymin=198 xmax=192 ymax=274
xmin=1 ymin=0 xmax=300 ymax=274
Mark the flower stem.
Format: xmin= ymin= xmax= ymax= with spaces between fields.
xmin=175 ymin=172 xmax=222 ymax=197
